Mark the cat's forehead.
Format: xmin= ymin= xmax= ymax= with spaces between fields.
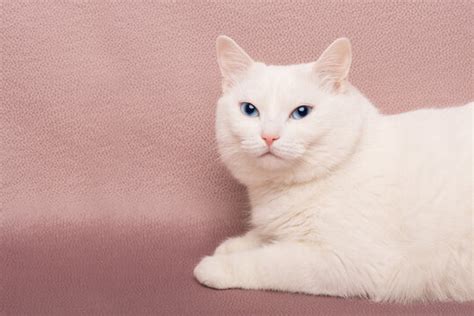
xmin=236 ymin=63 xmax=317 ymax=104
xmin=260 ymin=63 xmax=311 ymax=78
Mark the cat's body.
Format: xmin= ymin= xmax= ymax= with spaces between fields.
xmin=194 ymin=36 xmax=473 ymax=302
xmin=248 ymin=103 xmax=473 ymax=302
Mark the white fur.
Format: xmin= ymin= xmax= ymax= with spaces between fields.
xmin=194 ymin=36 xmax=473 ymax=302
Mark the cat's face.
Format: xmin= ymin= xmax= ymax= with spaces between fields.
xmin=215 ymin=36 xmax=364 ymax=184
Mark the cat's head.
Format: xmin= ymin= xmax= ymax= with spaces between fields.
xmin=215 ymin=36 xmax=373 ymax=186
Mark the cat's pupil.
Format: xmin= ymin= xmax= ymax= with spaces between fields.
xmin=240 ymin=102 xmax=258 ymax=117
xmin=246 ymin=104 xmax=256 ymax=114
xmin=297 ymin=106 xmax=308 ymax=116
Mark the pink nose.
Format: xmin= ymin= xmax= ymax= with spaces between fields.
xmin=262 ymin=134 xmax=279 ymax=147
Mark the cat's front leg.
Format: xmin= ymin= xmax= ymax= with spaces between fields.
xmin=194 ymin=242 xmax=364 ymax=298
xmin=213 ymin=231 xmax=261 ymax=255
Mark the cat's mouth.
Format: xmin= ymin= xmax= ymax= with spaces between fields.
xmin=259 ymin=151 xmax=283 ymax=159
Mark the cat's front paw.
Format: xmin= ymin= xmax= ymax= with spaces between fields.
xmin=193 ymin=255 xmax=235 ymax=289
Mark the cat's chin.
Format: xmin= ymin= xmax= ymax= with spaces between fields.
xmin=254 ymin=152 xmax=291 ymax=170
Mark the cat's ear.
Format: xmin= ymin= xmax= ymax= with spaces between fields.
xmin=216 ymin=35 xmax=254 ymax=88
xmin=313 ymin=38 xmax=352 ymax=92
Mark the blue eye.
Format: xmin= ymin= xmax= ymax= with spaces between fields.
xmin=291 ymin=105 xmax=312 ymax=120
xmin=240 ymin=102 xmax=259 ymax=117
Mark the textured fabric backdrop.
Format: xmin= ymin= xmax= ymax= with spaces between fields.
xmin=1 ymin=1 xmax=473 ymax=314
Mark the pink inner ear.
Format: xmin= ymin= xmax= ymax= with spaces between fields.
xmin=216 ymin=36 xmax=254 ymax=85
xmin=313 ymin=38 xmax=352 ymax=92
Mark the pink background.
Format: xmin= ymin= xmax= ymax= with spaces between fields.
xmin=1 ymin=1 xmax=472 ymax=314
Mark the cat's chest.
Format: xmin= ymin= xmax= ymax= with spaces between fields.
xmin=248 ymin=173 xmax=390 ymax=244
xmin=249 ymin=182 xmax=329 ymax=243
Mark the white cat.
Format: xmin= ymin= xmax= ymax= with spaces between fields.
xmin=194 ymin=36 xmax=473 ymax=302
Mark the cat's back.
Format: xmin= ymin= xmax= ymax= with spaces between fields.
xmin=385 ymin=102 xmax=472 ymax=145
xmin=380 ymin=103 xmax=472 ymax=175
